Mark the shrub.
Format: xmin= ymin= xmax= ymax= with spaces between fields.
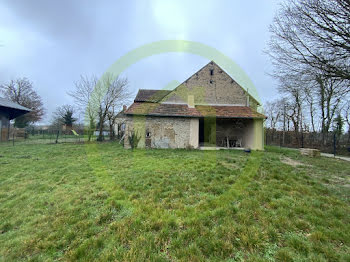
xmin=128 ymin=131 xmax=140 ymax=149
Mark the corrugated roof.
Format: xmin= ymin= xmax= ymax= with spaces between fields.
xmin=0 ymin=97 xmax=31 ymax=112
xmin=134 ymin=89 xmax=172 ymax=103
xmin=125 ymin=102 xmax=266 ymax=119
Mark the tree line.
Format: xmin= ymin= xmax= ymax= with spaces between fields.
xmin=0 ymin=73 xmax=131 ymax=142
xmin=265 ymin=0 xmax=350 ymax=146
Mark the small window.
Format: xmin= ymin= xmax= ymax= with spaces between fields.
xmin=210 ymin=80 xmax=213 ymax=84
xmin=210 ymin=69 xmax=214 ymax=75
xmin=146 ymin=131 xmax=151 ymax=138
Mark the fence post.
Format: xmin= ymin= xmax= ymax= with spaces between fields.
xmin=55 ymin=131 xmax=59 ymax=144
xmin=333 ymin=133 xmax=336 ymax=156
xmin=301 ymin=132 xmax=304 ymax=148
xmin=12 ymin=132 xmax=14 ymax=146
xmin=279 ymin=132 xmax=282 ymax=147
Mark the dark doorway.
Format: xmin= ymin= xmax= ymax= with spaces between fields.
xmin=199 ymin=118 xmax=204 ymax=144
xmin=198 ymin=117 xmax=216 ymax=146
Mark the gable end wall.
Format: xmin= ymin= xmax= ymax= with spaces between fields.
xmin=162 ymin=62 xmax=258 ymax=110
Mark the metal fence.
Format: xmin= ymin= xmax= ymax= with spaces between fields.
xmin=265 ymin=129 xmax=350 ymax=156
xmin=0 ymin=127 xmax=117 ymax=146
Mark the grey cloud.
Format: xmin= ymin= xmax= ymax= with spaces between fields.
xmin=4 ymin=0 xmax=95 ymax=42
xmin=0 ymin=0 xmax=281 ymax=123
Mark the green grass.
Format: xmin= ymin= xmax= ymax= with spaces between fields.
xmin=0 ymin=143 xmax=349 ymax=261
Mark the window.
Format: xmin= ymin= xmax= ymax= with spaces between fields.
xmin=146 ymin=131 xmax=151 ymax=138
xmin=210 ymin=80 xmax=213 ymax=84
xmin=210 ymin=69 xmax=214 ymax=75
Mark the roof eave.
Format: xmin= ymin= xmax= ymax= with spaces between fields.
xmin=125 ymin=112 xmax=266 ymax=119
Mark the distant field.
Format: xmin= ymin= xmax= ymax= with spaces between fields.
xmin=0 ymin=143 xmax=349 ymax=261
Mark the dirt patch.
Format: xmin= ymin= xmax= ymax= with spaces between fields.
xmin=281 ymin=157 xmax=307 ymax=167
xmin=328 ymin=176 xmax=350 ymax=188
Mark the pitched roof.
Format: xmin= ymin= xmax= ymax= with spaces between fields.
xmin=0 ymin=97 xmax=31 ymax=112
xmin=134 ymin=89 xmax=172 ymax=103
xmin=115 ymin=110 xmax=126 ymax=118
xmin=125 ymin=102 xmax=266 ymax=119
xmin=0 ymin=97 xmax=31 ymax=120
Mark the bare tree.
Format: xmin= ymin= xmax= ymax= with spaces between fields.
xmin=69 ymin=75 xmax=98 ymax=141
xmin=276 ymin=74 xmax=306 ymax=146
xmin=69 ymin=74 xmax=131 ymax=141
xmin=93 ymin=73 xmax=130 ymax=141
xmin=106 ymin=106 xmax=120 ymax=141
xmin=0 ymin=78 xmax=45 ymax=127
xmin=315 ymin=76 xmax=348 ymax=143
xmin=264 ymin=99 xmax=283 ymax=141
xmin=267 ymin=0 xmax=350 ymax=145
xmin=344 ymin=101 xmax=350 ymax=142
xmin=267 ymin=0 xmax=350 ymax=82
xmin=303 ymin=85 xmax=316 ymax=133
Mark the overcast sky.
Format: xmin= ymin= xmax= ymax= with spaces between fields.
xmin=0 ymin=0 xmax=281 ymax=124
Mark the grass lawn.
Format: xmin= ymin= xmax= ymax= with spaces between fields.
xmin=0 ymin=143 xmax=349 ymax=261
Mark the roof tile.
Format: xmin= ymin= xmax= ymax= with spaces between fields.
xmin=125 ymin=102 xmax=266 ymax=119
xmin=134 ymin=89 xmax=172 ymax=103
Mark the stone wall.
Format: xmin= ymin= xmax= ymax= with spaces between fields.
xmin=161 ymin=61 xmax=259 ymax=110
xmin=124 ymin=116 xmax=199 ymax=149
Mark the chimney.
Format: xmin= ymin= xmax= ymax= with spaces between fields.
xmin=123 ymin=105 xmax=127 ymax=112
xmin=188 ymin=95 xmax=194 ymax=108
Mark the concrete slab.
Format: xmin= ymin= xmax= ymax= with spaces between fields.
xmin=199 ymin=146 xmax=245 ymax=151
xmin=321 ymin=153 xmax=350 ymax=162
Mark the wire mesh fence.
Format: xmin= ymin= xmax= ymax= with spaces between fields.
xmin=265 ymin=129 xmax=350 ymax=156
xmin=0 ymin=126 xmax=117 ymax=146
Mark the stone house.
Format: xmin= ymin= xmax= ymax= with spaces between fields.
xmin=119 ymin=61 xmax=266 ymax=150
xmin=0 ymin=97 xmax=31 ymax=141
